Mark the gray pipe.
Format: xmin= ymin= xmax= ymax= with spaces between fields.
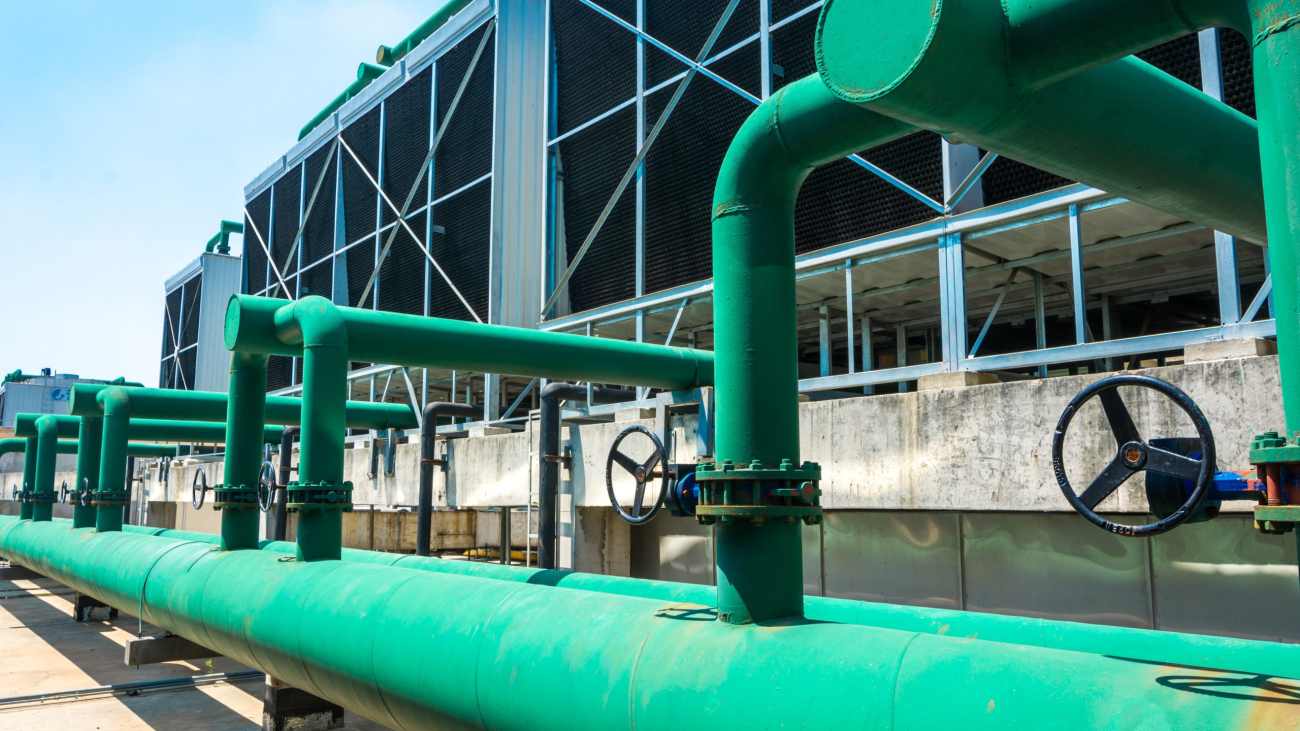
xmin=417 ymin=402 xmax=482 ymax=556
xmin=275 ymin=426 xmax=299 ymax=542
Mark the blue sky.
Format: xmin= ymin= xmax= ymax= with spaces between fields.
xmin=0 ymin=1 xmax=440 ymax=383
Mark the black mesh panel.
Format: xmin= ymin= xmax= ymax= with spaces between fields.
xmin=346 ymin=237 xmax=377 ymax=308
xmin=383 ymin=67 xmax=432 ymax=227
xmin=300 ymin=258 xmax=333 ymax=301
xmin=1220 ymin=28 xmax=1255 ymax=118
xmin=180 ymin=275 xmax=202 ymax=348
xmin=342 ymin=106 xmax=381 ymax=246
xmin=379 ymin=212 xmax=429 ymax=316
xmin=244 ymin=190 xmax=270 ymax=293
xmin=981 ymin=156 xmax=1073 ymax=206
xmin=272 ymin=168 xmax=302 ymax=277
xmin=556 ymin=106 xmax=636 ymax=310
xmin=267 ymin=356 xmax=292 ymax=392
xmin=429 ymin=183 xmax=491 ymax=321
xmin=159 ymin=359 xmax=174 ymax=389
xmin=1137 ymin=33 xmax=1201 ymax=88
xmin=178 ymin=349 xmax=197 ymax=392
xmin=770 ymin=11 xmax=817 ymax=91
xmin=552 ymin=0 xmax=637 ymax=136
xmin=435 ymin=25 xmax=495 ymax=197
xmin=301 ymin=143 xmax=337 ymax=271
xmin=772 ymin=0 xmax=817 ymax=23
xmin=162 ymin=288 xmax=181 ymax=359
xmin=645 ymin=0 xmax=759 ymax=90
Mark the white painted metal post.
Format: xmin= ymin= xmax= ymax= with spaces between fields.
xmin=1068 ymin=205 xmax=1087 ymax=345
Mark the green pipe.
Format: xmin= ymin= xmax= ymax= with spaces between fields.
xmin=221 ymin=353 xmax=268 ymax=550
xmin=1 ymin=520 xmax=1294 ymax=730
xmin=18 ymin=438 xmax=35 ymax=520
xmin=375 ymin=0 xmax=475 ymax=66
xmin=98 ymin=518 xmax=1300 ymax=681
xmin=204 ymin=220 xmax=244 ymax=255
xmin=225 ymin=294 xmax=712 ymax=562
xmin=815 ymin=1 xmax=1266 ymax=245
xmin=73 ymin=417 xmax=101 ymax=528
xmin=298 ymin=63 xmax=387 ymax=141
xmin=69 ymin=383 xmax=416 ymax=430
xmin=31 ymin=416 xmax=60 ymax=521
xmin=709 ymin=76 xmax=914 ymax=623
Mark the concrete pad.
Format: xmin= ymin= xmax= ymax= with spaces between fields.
xmin=615 ymin=407 xmax=657 ymax=422
xmin=917 ymin=370 xmax=999 ymax=391
xmin=1184 ymin=336 xmax=1277 ymax=363
xmin=125 ymin=633 xmax=219 ymax=666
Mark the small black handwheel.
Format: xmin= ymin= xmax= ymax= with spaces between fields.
xmin=11 ymin=485 xmax=18 ymax=501
xmin=257 ymin=461 xmax=276 ymax=513
xmin=78 ymin=478 xmax=92 ymax=507
xmin=1053 ymin=374 xmax=1215 ymax=537
xmin=59 ymin=480 xmax=69 ymax=504
xmin=191 ymin=468 xmax=209 ymax=510
xmin=606 ymin=425 xmax=669 ymax=525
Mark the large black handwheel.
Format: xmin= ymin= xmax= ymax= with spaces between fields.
xmin=1052 ymin=374 xmax=1215 ymax=537
xmin=605 ymin=425 xmax=669 ymax=525
xmin=191 ymin=468 xmax=210 ymax=510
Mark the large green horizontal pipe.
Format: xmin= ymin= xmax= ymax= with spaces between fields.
xmin=100 ymin=518 xmax=1300 ymax=682
xmin=14 ymin=413 xmax=282 ymax=444
xmin=815 ymin=0 xmax=1266 ymax=244
xmin=2 ymin=520 xmax=1292 ymax=730
xmin=298 ymin=63 xmax=386 ymax=141
xmin=375 ymin=0 xmax=474 ymax=66
xmin=69 ymin=384 xmax=417 ymax=431
xmin=0 ymin=438 xmax=75 ymax=457
xmin=226 ymin=295 xmax=714 ymax=390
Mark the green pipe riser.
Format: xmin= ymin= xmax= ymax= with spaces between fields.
xmin=375 ymin=0 xmax=474 ymax=66
xmin=221 ymin=352 xmax=269 ymax=550
xmin=31 ymin=416 xmax=60 ymax=521
xmin=205 ymin=220 xmax=244 ymax=255
xmin=298 ymin=63 xmax=387 ymax=141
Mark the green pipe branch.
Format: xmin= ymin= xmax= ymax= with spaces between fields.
xmin=298 ymin=63 xmax=387 ymax=141
xmin=2 ymin=436 xmax=174 ymax=525
xmin=2 ymin=519 xmax=1294 ymax=730
xmin=225 ymin=294 xmax=713 ymax=561
xmin=205 ymin=220 xmax=243 ymax=255
xmin=375 ymin=0 xmax=474 ymax=66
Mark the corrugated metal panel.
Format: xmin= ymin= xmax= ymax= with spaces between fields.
xmin=194 ymin=253 xmax=241 ymax=393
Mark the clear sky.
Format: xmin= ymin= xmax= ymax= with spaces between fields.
xmin=0 ymin=1 xmax=440 ymax=384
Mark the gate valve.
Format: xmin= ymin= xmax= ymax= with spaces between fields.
xmin=257 ymin=461 xmax=276 ymax=513
xmin=58 ymin=480 xmax=69 ymax=504
xmin=78 ymin=478 xmax=92 ymax=507
xmin=1052 ymin=374 xmax=1215 ymax=537
xmin=191 ymin=468 xmax=210 ymax=510
xmin=606 ymin=425 xmax=670 ymax=525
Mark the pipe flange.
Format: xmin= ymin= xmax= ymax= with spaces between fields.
xmin=211 ymin=484 xmax=262 ymax=511
xmin=91 ymin=492 xmax=130 ymax=506
xmin=1250 ymin=432 xmax=1300 ymax=466
xmin=693 ymin=459 xmax=822 ymax=526
xmin=26 ymin=492 xmax=58 ymax=503
xmin=286 ymin=480 xmax=354 ymax=512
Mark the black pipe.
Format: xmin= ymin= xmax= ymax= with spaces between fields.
xmin=275 ymin=427 xmax=299 ymax=542
xmin=123 ymin=456 xmax=135 ymax=526
xmin=418 ymin=402 xmax=481 ymax=556
xmin=538 ymin=383 xmax=629 ymax=569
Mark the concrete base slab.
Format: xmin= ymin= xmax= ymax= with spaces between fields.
xmin=126 ymin=633 xmax=219 ymax=665
xmin=615 ymin=407 xmax=656 ymax=422
xmin=1184 ymin=336 xmax=1277 ymax=363
xmin=74 ymin=591 xmax=118 ymax=622
xmin=917 ymin=370 xmax=1000 ymax=392
xmin=468 ymin=424 xmax=512 ymax=438
xmin=264 ymin=676 xmax=345 ymax=731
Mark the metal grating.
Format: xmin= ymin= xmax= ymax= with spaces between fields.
xmin=1137 ymin=33 xmax=1202 ymax=88
xmin=244 ymin=190 xmax=271 ymax=293
xmin=644 ymin=52 xmax=760 ymax=293
xmin=180 ymin=274 xmax=202 ymax=348
xmin=342 ymin=106 xmax=382 ymax=246
xmin=272 ymin=169 xmax=302 ymax=277
xmin=429 ymin=182 xmax=491 ymax=321
xmin=379 ymin=212 xmax=429 ymax=316
xmin=159 ymin=359 xmax=174 ymax=389
xmin=1220 ymin=28 xmax=1255 ymax=118
xmin=267 ymin=356 xmax=292 ymax=392
xmin=980 ymin=156 xmax=1072 ymax=207
xmin=555 ymin=106 xmax=637 ymax=311
xmin=383 ymin=67 xmax=432 ymax=228
xmin=178 ymin=348 xmax=197 ymax=392
xmin=645 ymin=0 xmax=760 ymax=90
xmin=345 ymin=237 xmax=377 ymax=308
xmin=161 ymin=288 xmax=181 ymax=360
xmin=300 ymin=258 xmax=333 ymax=301
xmin=301 ymin=143 xmax=337 ymax=269
xmin=551 ymin=0 xmax=637 ymax=136
xmin=434 ymin=24 xmax=495 ymax=197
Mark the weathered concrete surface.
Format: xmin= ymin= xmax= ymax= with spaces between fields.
xmin=1186 ymin=336 xmax=1277 ymax=363
xmin=917 ymin=370 xmax=1000 ymax=391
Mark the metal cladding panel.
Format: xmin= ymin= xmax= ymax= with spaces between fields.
xmin=382 ymin=67 xmax=432 ymax=229
xmin=434 ymin=23 xmax=495 ymax=197
xmin=551 ymin=0 xmax=636 ymax=137
xmin=342 ymin=106 xmax=382 ymax=247
xmin=1220 ymin=28 xmax=1255 ymax=118
xmin=379 ymin=211 xmax=429 ymax=316
xmin=272 ymin=168 xmax=302 ymax=277
xmin=243 ymin=190 xmax=271 ymax=294
xmin=430 ymin=181 xmax=491 ymax=321
xmin=490 ymin=0 xmax=548 ymax=328
xmin=194 ymin=253 xmax=241 ymax=393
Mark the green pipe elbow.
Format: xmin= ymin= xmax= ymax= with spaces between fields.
xmin=297 ymin=63 xmax=387 ymax=141
xmin=375 ymin=0 xmax=474 ymax=66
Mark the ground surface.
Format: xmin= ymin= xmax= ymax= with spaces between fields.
xmin=0 ymin=563 xmax=390 ymax=730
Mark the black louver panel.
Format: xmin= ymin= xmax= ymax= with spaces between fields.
xmin=379 ymin=211 xmax=429 ymax=316
xmin=294 ymin=357 xmax=303 ymax=386
xmin=178 ymin=348 xmax=197 ymax=392
xmin=272 ymin=168 xmax=302 ymax=277
xmin=342 ymin=106 xmax=382 ymax=246
xmin=244 ymin=190 xmax=271 ymax=294
xmin=1137 ymin=33 xmax=1202 ymax=88
xmin=771 ymin=0 xmax=816 ymax=23
xmin=159 ymin=359 xmax=174 ymax=389
xmin=161 ymin=288 xmax=182 ymax=360
xmin=300 ymin=258 xmax=333 ymax=301
xmin=645 ymin=0 xmax=759 ymax=90
xmin=301 ymin=143 xmax=337 ymax=269
xmin=981 ymin=157 xmax=1073 ymax=206
xmin=644 ymin=52 xmax=760 ymax=294
xmin=346 ymin=237 xmax=377 ymax=308
xmin=429 ymin=183 xmax=491 ymax=321
xmin=1220 ymin=28 xmax=1255 ymax=118
xmin=383 ymin=67 xmax=432 ymax=228
xmin=434 ymin=24 xmax=495 ymax=197
xmin=556 ymin=106 xmax=636 ymax=311
xmin=266 ymin=356 xmax=293 ymax=392
xmin=552 ymin=0 xmax=637 ymax=136
xmin=180 ymin=274 xmax=202 ymax=348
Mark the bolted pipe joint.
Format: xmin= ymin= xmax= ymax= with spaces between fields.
xmin=29 ymin=416 xmax=63 ymax=522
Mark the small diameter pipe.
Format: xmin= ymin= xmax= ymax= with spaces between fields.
xmin=275 ymin=427 xmax=299 ymax=542
xmin=417 ymin=403 xmax=479 ymax=557
xmin=537 ymin=383 xmax=630 ymax=569
xmin=375 ymin=0 xmax=474 ymax=66
xmin=0 ymin=670 xmax=263 ymax=707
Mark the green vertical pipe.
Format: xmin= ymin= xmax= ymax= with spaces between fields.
xmin=710 ymin=76 xmax=914 ymax=623
xmin=74 ymin=417 xmax=103 ymax=528
xmin=18 ymin=438 xmax=35 ymax=520
xmin=30 ymin=416 xmax=60 ymax=521
xmin=295 ymin=299 xmax=349 ymax=561
xmin=222 ymin=353 xmax=270 ymax=550
xmin=97 ymin=389 xmax=129 ymax=532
